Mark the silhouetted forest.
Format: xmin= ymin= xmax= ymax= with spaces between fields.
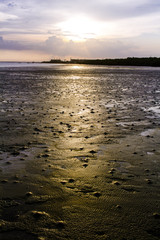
xmin=42 ymin=57 xmax=160 ymax=67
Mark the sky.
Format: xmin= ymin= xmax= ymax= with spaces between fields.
xmin=0 ymin=0 xmax=160 ymax=61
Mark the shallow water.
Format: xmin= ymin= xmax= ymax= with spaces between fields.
xmin=0 ymin=63 xmax=160 ymax=240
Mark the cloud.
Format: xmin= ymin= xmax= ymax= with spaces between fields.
xmin=41 ymin=36 xmax=140 ymax=58
xmin=1 ymin=0 xmax=160 ymax=60
xmin=1 ymin=0 xmax=160 ymax=32
xmin=0 ymin=35 xmax=126 ymax=57
xmin=1 ymin=0 xmax=160 ymax=41
xmin=78 ymin=0 xmax=160 ymax=21
xmin=1 ymin=33 xmax=160 ymax=59
xmin=29 ymin=0 xmax=160 ymax=22
xmin=0 ymin=11 xmax=18 ymax=21
xmin=0 ymin=36 xmax=29 ymax=50
xmin=41 ymin=36 xmax=87 ymax=57
xmin=0 ymin=1 xmax=65 ymax=35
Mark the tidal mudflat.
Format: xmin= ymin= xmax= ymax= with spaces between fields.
xmin=0 ymin=63 xmax=160 ymax=240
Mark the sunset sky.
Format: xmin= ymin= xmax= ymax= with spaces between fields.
xmin=0 ymin=0 xmax=160 ymax=61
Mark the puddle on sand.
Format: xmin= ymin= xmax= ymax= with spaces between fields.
xmin=142 ymin=106 xmax=160 ymax=118
xmin=117 ymin=121 xmax=149 ymax=127
xmin=147 ymin=152 xmax=154 ymax=155
xmin=148 ymin=106 xmax=160 ymax=115
xmin=0 ymin=146 xmax=44 ymax=173
xmin=109 ymin=159 xmax=132 ymax=174
xmin=140 ymin=129 xmax=157 ymax=137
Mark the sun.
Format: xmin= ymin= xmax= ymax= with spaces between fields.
xmin=57 ymin=15 xmax=104 ymax=41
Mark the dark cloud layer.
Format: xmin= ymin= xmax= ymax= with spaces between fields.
xmin=1 ymin=34 xmax=159 ymax=59
xmin=0 ymin=36 xmax=28 ymax=50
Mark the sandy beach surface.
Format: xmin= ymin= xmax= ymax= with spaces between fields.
xmin=0 ymin=63 xmax=160 ymax=240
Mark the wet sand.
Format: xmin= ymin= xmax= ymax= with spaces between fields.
xmin=0 ymin=64 xmax=160 ymax=239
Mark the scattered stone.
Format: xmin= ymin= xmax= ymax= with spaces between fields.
xmin=42 ymin=154 xmax=50 ymax=158
xmin=34 ymin=127 xmax=41 ymax=132
xmin=26 ymin=195 xmax=50 ymax=204
xmin=112 ymin=181 xmax=120 ymax=185
xmin=60 ymin=181 xmax=67 ymax=185
xmin=68 ymin=179 xmax=75 ymax=183
xmin=83 ymin=164 xmax=88 ymax=168
xmin=116 ymin=205 xmax=122 ymax=209
xmin=58 ymin=130 xmax=63 ymax=133
xmin=31 ymin=210 xmax=50 ymax=219
xmin=6 ymin=161 xmax=12 ymax=165
xmin=153 ymin=213 xmax=160 ymax=219
xmin=56 ymin=220 xmax=66 ymax=229
xmin=146 ymin=179 xmax=153 ymax=184
xmin=19 ymin=146 xmax=28 ymax=150
xmin=38 ymin=237 xmax=45 ymax=240
xmin=94 ymin=192 xmax=101 ymax=198
xmin=11 ymin=151 xmax=20 ymax=156
xmin=90 ymin=150 xmax=97 ymax=154
xmin=109 ymin=168 xmax=116 ymax=174
xmin=45 ymin=149 xmax=51 ymax=153
xmin=26 ymin=192 xmax=33 ymax=197
xmin=1 ymin=179 xmax=8 ymax=183
xmin=111 ymin=168 xmax=116 ymax=171
xmin=13 ymin=180 xmax=19 ymax=184
xmin=0 ymin=220 xmax=6 ymax=228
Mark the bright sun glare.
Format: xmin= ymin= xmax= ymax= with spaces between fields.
xmin=72 ymin=65 xmax=82 ymax=69
xmin=57 ymin=15 xmax=112 ymax=41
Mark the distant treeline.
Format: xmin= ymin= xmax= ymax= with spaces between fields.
xmin=42 ymin=57 xmax=160 ymax=67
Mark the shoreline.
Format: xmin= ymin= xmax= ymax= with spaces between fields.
xmin=42 ymin=57 xmax=160 ymax=67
